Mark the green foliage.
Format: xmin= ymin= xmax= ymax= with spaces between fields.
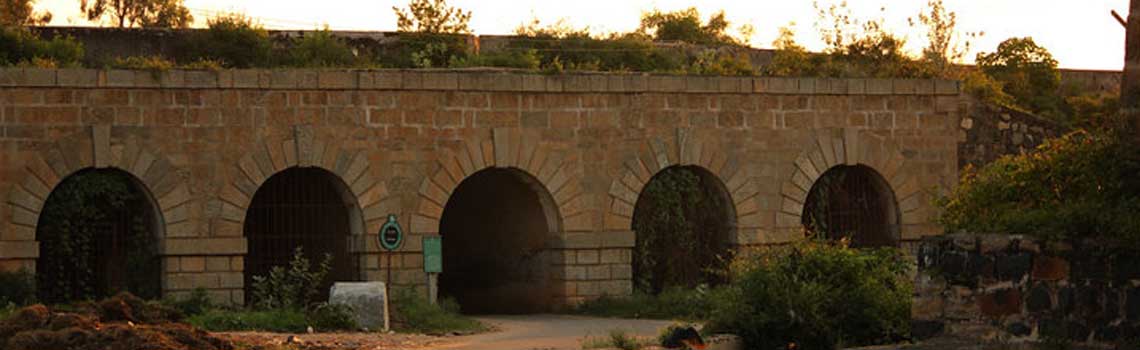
xmin=572 ymin=286 xmax=731 ymax=321
xmin=581 ymin=329 xmax=653 ymax=350
xmin=306 ymin=302 xmax=359 ymax=332
xmin=909 ymin=0 xmax=981 ymax=76
xmin=111 ymin=55 xmax=174 ymax=71
xmin=375 ymin=32 xmax=469 ymax=68
xmin=0 ymin=26 xmax=84 ymax=67
xmin=390 ymin=289 xmax=484 ymax=335
xmin=250 ymin=247 xmax=332 ymax=311
xmin=0 ymin=269 xmax=35 ymax=307
xmin=162 ymin=287 xmax=213 ymax=317
xmin=705 ymin=240 xmax=912 ymax=349
xmin=638 ymin=7 xmax=750 ymax=46
xmin=449 ymin=49 xmax=540 ymax=69
xmin=36 ymin=169 xmax=159 ymax=304
xmin=187 ymin=308 xmax=309 ymax=332
xmin=686 ymin=49 xmax=754 ymax=76
xmin=976 ymin=37 xmax=1062 ymax=119
xmin=511 ymin=21 xmax=681 ymax=73
xmin=1 ymin=0 xmax=51 ymax=26
xmin=190 ymin=13 xmax=274 ymax=68
xmin=632 ymin=167 xmax=731 ymax=294
xmin=79 ymin=0 xmax=192 ymax=28
xmin=962 ymin=69 xmax=1016 ymax=109
xmin=287 ymin=29 xmax=360 ymax=68
xmin=937 ymin=130 xmax=1140 ymax=243
xmin=393 ymin=0 xmax=471 ymax=34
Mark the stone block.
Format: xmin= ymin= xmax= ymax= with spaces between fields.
xmin=330 ymin=282 xmax=388 ymax=331
xmin=206 ymin=256 xmax=230 ymax=271
xmin=611 ymin=265 xmax=632 ymax=280
xmin=995 ymin=253 xmax=1032 ymax=281
xmin=577 ymin=250 xmax=600 ymax=264
xmin=181 ymin=256 xmax=205 ymax=272
xmin=1031 ymin=256 xmax=1070 ymax=281
xmin=977 ymin=288 xmax=1021 ymax=317
xmin=0 ymin=241 xmax=39 ymax=259
xmin=587 ymin=265 xmax=610 ymax=280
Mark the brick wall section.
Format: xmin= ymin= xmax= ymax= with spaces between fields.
xmin=914 ymin=234 xmax=1140 ymax=345
xmin=0 ymin=68 xmax=962 ymax=305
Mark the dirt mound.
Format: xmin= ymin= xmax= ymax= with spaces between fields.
xmin=0 ymin=293 xmax=232 ymax=350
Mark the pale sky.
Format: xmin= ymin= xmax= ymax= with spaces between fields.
xmin=34 ymin=0 xmax=1130 ymax=70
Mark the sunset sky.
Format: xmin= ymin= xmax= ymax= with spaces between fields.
xmin=33 ymin=0 xmax=1131 ymax=71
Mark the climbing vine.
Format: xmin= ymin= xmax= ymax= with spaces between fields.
xmin=36 ymin=169 xmax=160 ymax=304
xmin=631 ymin=166 xmax=732 ymax=294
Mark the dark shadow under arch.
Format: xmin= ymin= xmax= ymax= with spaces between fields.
xmin=35 ymin=168 xmax=164 ymax=303
xmin=438 ymin=167 xmax=560 ymax=314
xmin=631 ymin=165 xmax=737 ymax=294
xmin=243 ymin=167 xmax=363 ymax=305
xmin=802 ymin=164 xmax=901 ymax=247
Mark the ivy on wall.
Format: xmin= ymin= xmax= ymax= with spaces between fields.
xmin=631 ymin=166 xmax=732 ymax=294
xmin=35 ymin=169 xmax=160 ymax=304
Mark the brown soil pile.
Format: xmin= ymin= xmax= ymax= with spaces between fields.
xmin=0 ymin=292 xmax=233 ymax=350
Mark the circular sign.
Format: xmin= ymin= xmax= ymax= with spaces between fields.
xmin=379 ymin=214 xmax=403 ymax=251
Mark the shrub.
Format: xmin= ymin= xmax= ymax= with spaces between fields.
xmin=288 ymin=29 xmax=359 ymax=68
xmin=0 ymin=269 xmax=35 ymax=307
xmin=375 ymin=32 xmax=469 ymax=68
xmin=976 ymin=37 xmax=1062 ymax=119
xmin=389 ymin=289 xmax=483 ymax=335
xmin=937 ymin=130 xmax=1140 ymax=243
xmin=187 ymin=308 xmax=309 ymax=332
xmin=306 ymin=302 xmax=358 ymax=332
xmin=448 ymin=49 xmax=540 ymax=69
xmin=581 ymin=329 xmax=653 ymax=350
xmin=705 ymin=240 xmax=912 ymax=349
xmin=0 ymin=26 xmax=84 ymax=66
xmin=686 ymin=49 xmax=754 ymax=76
xmin=191 ymin=13 xmax=274 ymax=68
xmin=111 ymin=55 xmax=175 ymax=71
xmin=162 ymin=287 xmax=212 ymax=317
xmin=249 ymin=247 xmax=332 ymax=311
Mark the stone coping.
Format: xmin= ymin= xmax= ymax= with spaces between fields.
xmin=0 ymin=68 xmax=961 ymax=95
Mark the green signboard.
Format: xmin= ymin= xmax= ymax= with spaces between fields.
xmin=423 ymin=236 xmax=442 ymax=273
xmin=379 ymin=215 xmax=403 ymax=251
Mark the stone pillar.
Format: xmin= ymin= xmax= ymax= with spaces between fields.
xmin=547 ymin=231 xmax=635 ymax=307
xmin=161 ymin=238 xmax=248 ymax=305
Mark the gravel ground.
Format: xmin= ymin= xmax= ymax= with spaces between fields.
xmin=215 ymin=331 xmax=451 ymax=350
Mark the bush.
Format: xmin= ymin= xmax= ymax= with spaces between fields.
xmin=162 ymin=287 xmax=212 ymax=317
xmin=705 ymin=240 xmax=912 ymax=349
xmin=375 ymin=33 xmax=469 ymax=68
xmin=287 ymin=29 xmax=360 ymax=68
xmin=390 ymin=289 xmax=483 ymax=335
xmin=581 ymin=329 xmax=654 ymax=350
xmin=0 ymin=26 xmax=84 ymax=66
xmin=0 ymin=269 xmax=35 ymax=307
xmin=111 ymin=55 xmax=175 ymax=71
xmin=448 ymin=49 xmax=540 ymax=69
xmin=937 ymin=130 xmax=1140 ymax=243
xmin=249 ymin=247 xmax=332 ymax=311
xmin=190 ymin=13 xmax=274 ymax=68
xmin=306 ymin=302 xmax=358 ymax=332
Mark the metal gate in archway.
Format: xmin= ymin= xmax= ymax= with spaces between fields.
xmin=243 ymin=167 xmax=359 ymax=304
xmin=802 ymin=165 xmax=899 ymax=248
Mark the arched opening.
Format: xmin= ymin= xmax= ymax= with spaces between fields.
xmin=801 ymin=165 xmax=900 ymax=247
xmin=243 ymin=167 xmax=363 ymax=304
xmin=35 ymin=168 xmax=163 ymax=304
xmin=439 ymin=167 xmax=559 ymax=314
xmin=631 ymin=165 xmax=736 ymax=294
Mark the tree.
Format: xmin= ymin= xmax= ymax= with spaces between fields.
xmin=79 ymin=0 xmax=192 ymax=28
xmin=976 ymin=37 xmax=1061 ymax=117
xmin=910 ymin=0 xmax=981 ymax=76
xmin=638 ymin=7 xmax=750 ymax=46
xmin=1 ymin=0 xmax=51 ymax=26
xmin=392 ymin=0 xmax=471 ymax=34
xmin=1124 ymin=0 xmax=1140 ymax=139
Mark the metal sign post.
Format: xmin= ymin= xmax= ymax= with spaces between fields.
xmin=422 ymin=236 xmax=442 ymax=305
xmin=378 ymin=215 xmax=403 ymax=303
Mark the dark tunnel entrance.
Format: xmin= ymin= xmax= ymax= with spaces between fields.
xmin=243 ymin=167 xmax=361 ymax=305
xmin=439 ymin=167 xmax=559 ymax=314
xmin=801 ymin=165 xmax=900 ymax=248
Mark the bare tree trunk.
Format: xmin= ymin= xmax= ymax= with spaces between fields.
xmin=1127 ymin=0 xmax=1140 ymax=138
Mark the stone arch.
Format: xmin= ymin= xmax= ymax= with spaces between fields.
xmin=218 ymin=126 xmax=386 ymax=241
xmin=414 ymin=128 xmax=573 ymax=234
xmin=606 ymin=130 xmax=755 ymax=233
xmin=6 ymin=126 xmax=183 ymax=252
xmin=777 ymin=128 xmax=920 ymax=231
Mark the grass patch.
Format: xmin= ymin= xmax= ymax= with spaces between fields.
xmin=187 ymin=309 xmax=309 ymax=333
xmin=390 ymin=290 xmax=484 ymax=335
xmin=581 ymin=329 xmax=654 ymax=350
xmin=572 ymin=287 xmax=723 ymax=321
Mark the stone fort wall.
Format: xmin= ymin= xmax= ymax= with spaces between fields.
xmin=0 ymin=68 xmax=962 ymax=305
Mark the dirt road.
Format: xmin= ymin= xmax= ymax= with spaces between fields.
xmin=433 ymin=314 xmax=674 ymax=350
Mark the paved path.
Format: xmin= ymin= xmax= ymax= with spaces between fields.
xmin=433 ymin=314 xmax=675 ymax=350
